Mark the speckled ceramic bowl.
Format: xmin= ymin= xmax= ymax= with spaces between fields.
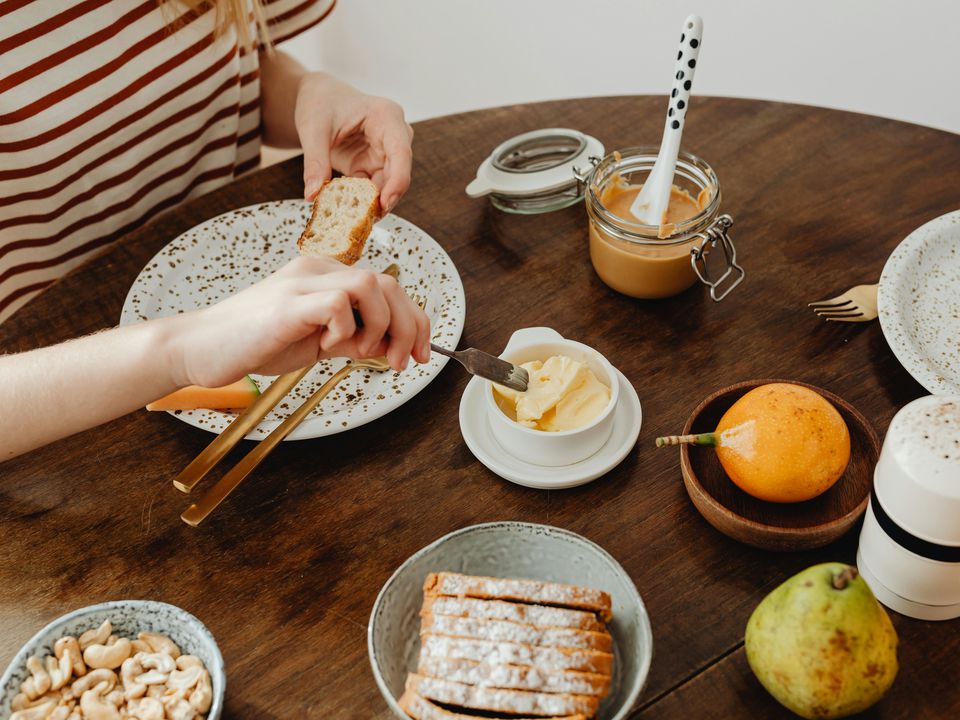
xmin=368 ymin=522 xmax=652 ymax=720
xmin=1 ymin=600 xmax=224 ymax=719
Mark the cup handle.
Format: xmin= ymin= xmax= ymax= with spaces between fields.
xmin=501 ymin=327 xmax=564 ymax=356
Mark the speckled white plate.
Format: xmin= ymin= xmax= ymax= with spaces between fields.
xmin=878 ymin=209 xmax=960 ymax=395
xmin=120 ymin=200 xmax=465 ymax=440
xmin=1 ymin=600 xmax=224 ymax=719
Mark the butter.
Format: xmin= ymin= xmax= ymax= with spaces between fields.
xmin=494 ymin=355 xmax=611 ymax=432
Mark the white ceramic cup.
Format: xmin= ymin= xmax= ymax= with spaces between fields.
xmin=484 ymin=327 xmax=620 ymax=466
xmin=857 ymin=395 xmax=960 ymax=620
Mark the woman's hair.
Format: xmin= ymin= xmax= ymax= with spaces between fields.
xmin=160 ymin=0 xmax=271 ymax=51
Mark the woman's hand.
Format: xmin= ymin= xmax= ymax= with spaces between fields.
xmin=295 ymin=73 xmax=414 ymax=213
xmin=170 ymin=256 xmax=430 ymax=388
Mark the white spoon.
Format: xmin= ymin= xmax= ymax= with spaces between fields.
xmin=629 ymin=14 xmax=704 ymax=228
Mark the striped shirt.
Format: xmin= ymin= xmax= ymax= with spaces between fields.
xmin=0 ymin=0 xmax=335 ymax=324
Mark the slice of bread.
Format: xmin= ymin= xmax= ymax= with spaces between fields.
xmin=421 ymin=615 xmax=613 ymax=652
xmin=297 ymin=176 xmax=379 ymax=265
xmin=422 ymin=596 xmax=605 ymax=633
xmin=419 ymin=634 xmax=614 ymax=676
xmin=417 ymin=657 xmax=612 ymax=697
xmin=399 ymin=690 xmax=588 ymax=720
xmin=406 ymin=674 xmax=600 ymax=718
xmin=423 ymin=573 xmax=613 ymax=621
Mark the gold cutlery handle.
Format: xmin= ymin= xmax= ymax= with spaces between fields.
xmin=173 ymin=366 xmax=312 ymax=493
xmin=180 ymin=363 xmax=356 ymax=526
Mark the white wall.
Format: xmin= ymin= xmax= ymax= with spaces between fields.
xmin=281 ymin=0 xmax=960 ymax=134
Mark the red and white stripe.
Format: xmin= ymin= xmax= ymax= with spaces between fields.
xmin=0 ymin=0 xmax=335 ymax=323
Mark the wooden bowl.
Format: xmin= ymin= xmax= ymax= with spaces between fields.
xmin=679 ymin=379 xmax=880 ymax=552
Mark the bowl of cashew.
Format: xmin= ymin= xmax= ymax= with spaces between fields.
xmin=0 ymin=600 xmax=224 ymax=720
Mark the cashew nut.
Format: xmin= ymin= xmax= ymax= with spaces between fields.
xmin=134 ymin=670 xmax=168 ymax=686
xmin=46 ymin=651 xmax=73 ymax=691
xmin=121 ymin=655 xmax=146 ymax=700
xmin=137 ymin=632 xmax=180 ymax=660
xmin=12 ymin=691 xmax=56 ymax=712
xmin=130 ymin=639 xmax=152 ymax=655
xmin=106 ymin=688 xmax=125 ymax=707
xmin=71 ymin=668 xmax=117 ymax=698
xmin=79 ymin=620 xmax=112 ymax=651
xmin=55 ymin=637 xmax=86 ymax=678
xmin=83 ymin=637 xmax=132 ymax=669
xmin=145 ymin=684 xmax=164 ymax=699
xmin=175 ymin=655 xmax=203 ymax=671
xmin=162 ymin=695 xmax=195 ymax=720
xmin=10 ymin=698 xmax=56 ymax=720
xmin=125 ymin=697 xmax=165 ymax=720
xmin=138 ymin=651 xmax=176 ymax=674
xmin=167 ymin=665 xmax=201 ymax=691
xmin=189 ymin=670 xmax=212 ymax=714
xmin=21 ymin=655 xmax=52 ymax=700
xmin=80 ymin=680 xmax=121 ymax=720
xmin=49 ymin=707 xmax=72 ymax=720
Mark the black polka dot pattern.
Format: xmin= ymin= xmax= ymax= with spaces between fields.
xmin=667 ymin=19 xmax=701 ymax=131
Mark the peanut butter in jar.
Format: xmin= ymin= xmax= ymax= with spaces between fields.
xmin=585 ymin=147 xmax=742 ymax=300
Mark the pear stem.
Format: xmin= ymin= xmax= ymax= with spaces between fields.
xmin=655 ymin=432 xmax=719 ymax=448
xmin=832 ymin=566 xmax=859 ymax=590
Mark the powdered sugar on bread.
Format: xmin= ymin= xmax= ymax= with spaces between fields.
xmin=421 ymin=614 xmax=613 ymax=652
xmin=406 ymin=675 xmax=600 ymax=717
xmin=423 ymin=572 xmax=613 ymax=620
xmin=422 ymin=596 xmax=605 ymax=632
xmin=416 ymin=657 xmax=611 ymax=697
xmin=418 ymin=635 xmax=614 ymax=675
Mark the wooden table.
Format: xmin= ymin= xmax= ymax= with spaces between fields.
xmin=2 ymin=97 xmax=959 ymax=719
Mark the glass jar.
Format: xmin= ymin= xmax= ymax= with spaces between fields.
xmin=584 ymin=146 xmax=743 ymax=301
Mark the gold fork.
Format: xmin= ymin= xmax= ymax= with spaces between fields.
xmin=173 ymin=263 xmax=401 ymax=494
xmin=180 ymin=355 xmax=392 ymax=526
xmin=180 ymin=292 xmax=426 ymax=526
xmin=808 ymin=283 xmax=878 ymax=322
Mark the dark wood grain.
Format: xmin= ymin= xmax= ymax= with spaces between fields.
xmin=1 ymin=97 xmax=958 ymax=719
xmin=680 ymin=378 xmax=880 ymax=550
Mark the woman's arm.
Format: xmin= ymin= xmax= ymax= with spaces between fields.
xmin=0 ymin=257 xmax=429 ymax=462
xmin=259 ymin=50 xmax=414 ymax=212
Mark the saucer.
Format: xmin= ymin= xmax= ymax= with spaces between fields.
xmin=458 ymin=369 xmax=641 ymax=489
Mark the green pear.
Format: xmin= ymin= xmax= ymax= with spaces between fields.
xmin=745 ymin=563 xmax=898 ymax=719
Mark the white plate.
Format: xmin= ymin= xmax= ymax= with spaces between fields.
xmin=458 ymin=369 xmax=641 ymax=489
xmin=878 ymin=209 xmax=960 ymax=395
xmin=120 ymin=200 xmax=465 ymax=440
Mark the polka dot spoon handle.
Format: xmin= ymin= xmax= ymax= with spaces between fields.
xmin=630 ymin=14 xmax=703 ymax=227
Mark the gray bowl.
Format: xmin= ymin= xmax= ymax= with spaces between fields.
xmin=368 ymin=522 xmax=652 ymax=719
xmin=1 ymin=600 xmax=224 ymax=719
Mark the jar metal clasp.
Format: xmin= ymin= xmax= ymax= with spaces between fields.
xmin=690 ymin=214 xmax=744 ymax=301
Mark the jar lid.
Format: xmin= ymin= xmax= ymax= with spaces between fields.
xmin=466 ymin=128 xmax=605 ymax=214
